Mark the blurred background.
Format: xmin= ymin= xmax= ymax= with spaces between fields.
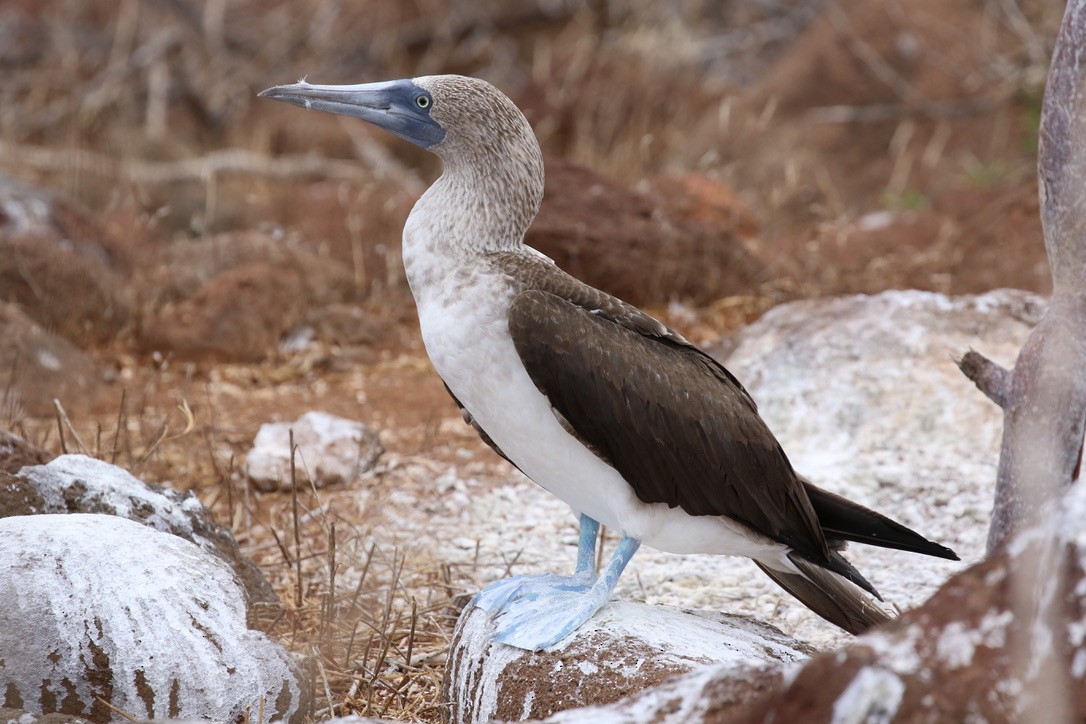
xmin=0 ymin=0 xmax=1062 ymax=356
xmin=0 ymin=0 xmax=1069 ymax=719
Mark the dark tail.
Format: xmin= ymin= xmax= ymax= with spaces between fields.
xmin=755 ymin=553 xmax=893 ymax=635
xmin=759 ymin=478 xmax=959 ymax=635
xmin=803 ymin=479 xmax=959 ymax=561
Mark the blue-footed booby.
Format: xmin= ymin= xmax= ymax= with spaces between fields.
xmin=260 ymin=75 xmax=959 ymax=650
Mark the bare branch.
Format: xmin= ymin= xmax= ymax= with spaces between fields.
xmin=956 ymin=350 xmax=1011 ymax=408
xmin=0 ymin=141 xmax=375 ymax=186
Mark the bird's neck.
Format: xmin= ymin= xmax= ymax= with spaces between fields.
xmin=405 ymin=146 xmax=544 ymax=261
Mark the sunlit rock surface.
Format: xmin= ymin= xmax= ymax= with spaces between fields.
xmin=0 ymin=514 xmax=301 ymax=722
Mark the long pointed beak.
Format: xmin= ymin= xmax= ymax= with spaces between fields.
xmin=259 ymin=80 xmax=396 ymax=118
xmin=258 ymin=79 xmax=445 ymax=149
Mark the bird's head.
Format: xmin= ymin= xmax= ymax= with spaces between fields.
xmin=260 ymin=74 xmax=545 ymax=245
xmin=258 ymin=74 xmax=537 ymax=162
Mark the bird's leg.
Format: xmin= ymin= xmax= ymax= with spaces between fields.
xmin=473 ymin=515 xmax=600 ymax=614
xmin=574 ymin=514 xmax=600 ymax=576
xmin=484 ymin=534 xmax=641 ymax=651
xmin=594 ymin=534 xmax=640 ymax=594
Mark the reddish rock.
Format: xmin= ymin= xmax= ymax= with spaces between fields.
xmin=0 ymin=302 xmax=112 ymax=417
xmin=0 ymin=176 xmax=131 ymax=346
xmin=139 ymin=230 xmax=352 ymax=307
xmin=763 ymin=184 xmax=1048 ymax=298
xmin=140 ymin=231 xmax=360 ymax=362
xmin=541 ymin=661 xmax=787 ymax=723
xmin=640 ymin=174 xmax=760 ymax=241
xmin=143 ymin=261 xmax=306 ymax=362
xmin=442 ymin=600 xmax=812 ymax=723
xmin=267 ymin=180 xmax=419 ymax=290
xmin=526 ymin=158 xmax=764 ymax=306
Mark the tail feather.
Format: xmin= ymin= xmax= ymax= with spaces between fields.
xmin=819 ymin=549 xmax=883 ymax=601
xmin=803 ymin=480 xmax=959 ymax=561
xmin=755 ymin=553 xmax=892 ymax=635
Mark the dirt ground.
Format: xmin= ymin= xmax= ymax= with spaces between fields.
xmin=0 ymin=0 xmax=1068 ymax=720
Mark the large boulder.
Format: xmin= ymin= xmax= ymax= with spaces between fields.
xmin=0 ymin=513 xmax=302 ymax=722
xmin=712 ymin=289 xmax=1041 ymax=636
xmin=443 ymin=600 xmax=812 ymax=723
xmin=0 ymin=302 xmax=113 ymax=417
xmin=139 ymin=231 xmax=358 ymax=362
xmin=1 ymin=454 xmax=277 ymax=608
xmin=526 ymin=157 xmax=764 ymax=306
xmin=721 ymin=289 xmax=1041 ymax=488
xmin=0 ymin=174 xmax=131 ymax=346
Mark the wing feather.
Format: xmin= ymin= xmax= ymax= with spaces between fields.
xmin=507 ymin=286 xmax=831 ymax=563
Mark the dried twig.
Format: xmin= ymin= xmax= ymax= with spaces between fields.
xmin=290 ymin=428 xmax=303 ymax=609
xmin=52 ymin=399 xmax=86 ymax=455
xmin=94 ymin=696 xmax=137 ymax=722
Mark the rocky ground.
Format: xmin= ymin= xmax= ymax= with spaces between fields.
xmin=0 ymin=0 xmax=1071 ymax=720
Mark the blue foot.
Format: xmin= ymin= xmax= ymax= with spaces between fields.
xmin=472 ymin=523 xmax=640 ymax=652
xmin=485 ymin=574 xmax=614 ymax=650
xmin=473 ymin=570 xmax=595 ymax=613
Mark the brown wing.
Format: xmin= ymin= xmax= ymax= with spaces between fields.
xmin=506 ymin=286 xmax=833 ymax=565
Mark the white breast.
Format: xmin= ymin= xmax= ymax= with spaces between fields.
xmin=402 ymin=213 xmax=782 ymax=561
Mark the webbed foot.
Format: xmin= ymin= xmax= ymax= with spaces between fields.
xmin=472 ymin=571 xmax=605 ymax=650
xmin=471 ymin=534 xmax=641 ymax=651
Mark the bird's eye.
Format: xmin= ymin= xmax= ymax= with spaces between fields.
xmin=416 ymin=95 xmax=431 ymax=109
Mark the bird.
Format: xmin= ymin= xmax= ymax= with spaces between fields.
xmin=260 ymin=75 xmax=959 ymax=651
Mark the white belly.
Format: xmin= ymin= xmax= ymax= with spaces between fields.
xmin=413 ymin=277 xmax=783 ymax=562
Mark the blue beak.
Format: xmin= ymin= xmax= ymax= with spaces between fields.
xmin=258 ymin=79 xmax=445 ymax=149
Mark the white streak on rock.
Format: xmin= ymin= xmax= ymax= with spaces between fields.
xmin=830 ymin=667 xmax=905 ymax=724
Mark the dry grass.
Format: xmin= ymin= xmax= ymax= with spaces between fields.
xmin=250 ymin=500 xmax=458 ymax=721
xmin=14 ymin=372 xmax=469 ymax=722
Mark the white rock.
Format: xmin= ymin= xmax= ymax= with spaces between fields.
xmin=245 ymin=410 xmax=382 ymax=491
xmin=711 ymin=289 xmax=1041 ymax=642
xmin=10 ymin=454 xmax=277 ymax=606
xmin=19 ymin=454 xmax=206 ymax=536
xmin=0 ymin=514 xmax=301 ymax=722
xmin=723 ymin=290 xmax=1040 ymax=498
xmin=540 ymin=660 xmax=790 ymax=723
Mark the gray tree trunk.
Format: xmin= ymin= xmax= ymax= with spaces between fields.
xmin=960 ymin=0 xmax=1086 ymax=557
xmin=959 ymin=4 xmax=1086 ymax=719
